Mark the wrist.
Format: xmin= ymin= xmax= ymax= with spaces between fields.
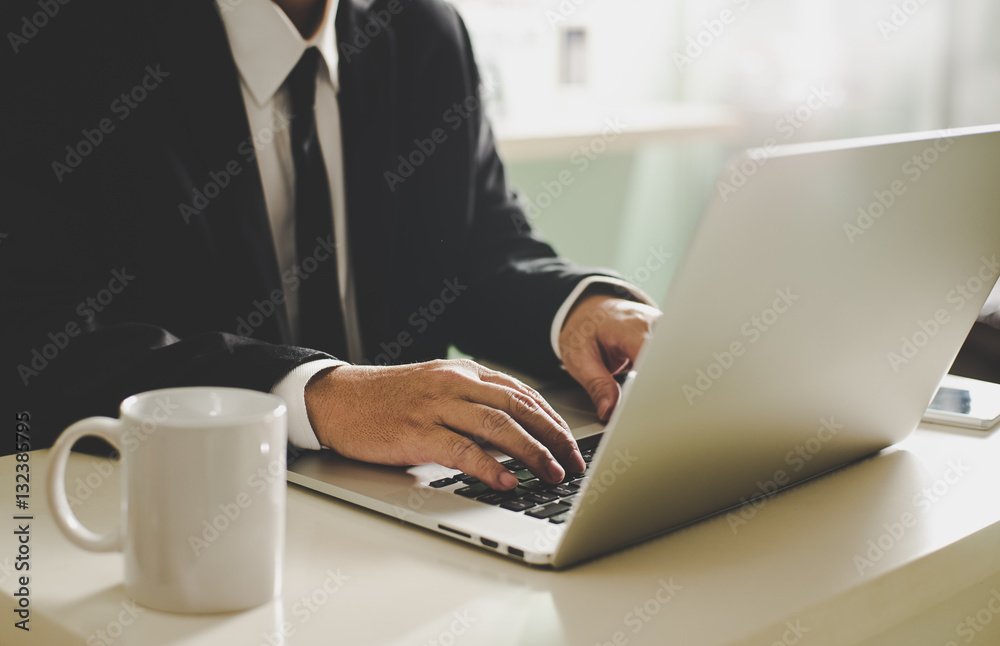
xmin=304 ymin=365 xmax=344 ymax=447
xmin=564 ymin=293 xmax=613 ymax=325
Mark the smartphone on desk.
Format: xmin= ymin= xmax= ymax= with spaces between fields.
xmin=923 ymin=374 xmax=1000 ymax=430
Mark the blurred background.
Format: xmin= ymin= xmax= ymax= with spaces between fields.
xmin=449 ymin=0 xmax=1000 ymax=302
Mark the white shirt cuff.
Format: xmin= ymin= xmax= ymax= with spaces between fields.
xmin=550 ymin=277 xmax=656 ymax=361
xmin=271 ymin=359 xmax=346 ymax=450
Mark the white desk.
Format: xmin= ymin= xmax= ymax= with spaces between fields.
xmin=493 ymin=103 xmax=743 ymax=162
xmin=2 ymin=420 xmax=1000 ymax=646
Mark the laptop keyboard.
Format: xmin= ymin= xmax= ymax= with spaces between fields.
xmin=428 ymin=434 xmax=602 ymax=524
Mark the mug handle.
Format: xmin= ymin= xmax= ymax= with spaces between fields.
xmin=46 ymin=417 xmax=124 ymax=552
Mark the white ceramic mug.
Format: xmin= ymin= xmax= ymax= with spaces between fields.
xmin=47 ymin=387 xmax=288 ymax=613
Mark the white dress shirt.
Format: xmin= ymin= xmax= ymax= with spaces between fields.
xmin=216 ymin=0 xmax=647 ymax=449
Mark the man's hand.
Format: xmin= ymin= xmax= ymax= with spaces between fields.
xmin=304 ymin=359 xmax=586 ymax=490
xmin=558 ymin=295 xmax=661 ymax=421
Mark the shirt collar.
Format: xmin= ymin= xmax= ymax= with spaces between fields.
xmin=216 ymin=0 xmax=340 ymax=107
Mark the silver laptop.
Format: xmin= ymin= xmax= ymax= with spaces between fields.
xmin=288 ymin=124 xmax=1000 ymax=568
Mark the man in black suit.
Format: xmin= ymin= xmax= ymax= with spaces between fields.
xmin=1 ymin=0 xmax=659 ymax=488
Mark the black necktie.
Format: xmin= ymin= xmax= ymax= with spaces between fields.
xmin=287 ymin=47 xmax=347 ymax=356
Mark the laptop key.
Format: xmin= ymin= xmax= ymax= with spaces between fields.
xmin=525 ymin=502 xmax=572 ymax=519
xmin=429 ymin=477 xmax=456 ymax=488
xmin=476 ymin=487 xmax=528 ymax=505
xmin=525 ymin=492 xmax=558 ymax=504
xmin=454 ymin=474 xmax=480 ymax=485
xmin=550 ymin=485 xmax=576 ymax=497
xmin=549 ymin=512 xmax=571 ymax=524
xmin=500 ymin=499 xmax=536 ymax=512
xmin=455 ymin=483 xmax=489 ymax=498
xmin=513 ymin=469 xmax=536 ymax=482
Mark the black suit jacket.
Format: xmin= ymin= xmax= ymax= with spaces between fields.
xmin=1 ymin=0 xmax=618 ymax=450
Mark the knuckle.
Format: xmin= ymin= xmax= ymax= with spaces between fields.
xmin=554 ymin=429 xmax=577 ymax=453
xmin=507 ymin=391 xmax=537 ymax=418
xmin=474 ymin=451 xmax=500 ymax=475
xmin=455 ymin=357 xmax=479 ymax=371
xmin=526 ymin=443 xmax=555 ymax=471
xmin=518 ymin=383 xmax=544 ymax=401
xmin=481 ymin=408 xmax=513 ymax=437
xmin=447 ymin=435 xmax=481 ymax=466
xmin=633 ymin=315 xmax=654 ymax=334
xmin=431 ymin=365 xmax=468 ymax=389
xmin=411 ymin=380 xmax=442 ymax=405
xmin=413 ymin=410 xmax=443 ymax=434
xmin=585 ymin=375 xmax=614 ymax=399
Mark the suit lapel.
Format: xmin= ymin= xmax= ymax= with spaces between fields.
xmin=337 ymin=0 xmax=399 ymax=358
xmin=142 ymin=0 xmax=292 ymax=344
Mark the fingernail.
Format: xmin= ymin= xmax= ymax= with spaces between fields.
xmin=598 ymin=397 xmax=611 ymax=419
xmin=572 ymin=449 xmax=586 ymax=473
xmin=548 ymin=461 xmax=565 ymax=482
xmin=499 ymin=471 xmax=518 ymax=490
